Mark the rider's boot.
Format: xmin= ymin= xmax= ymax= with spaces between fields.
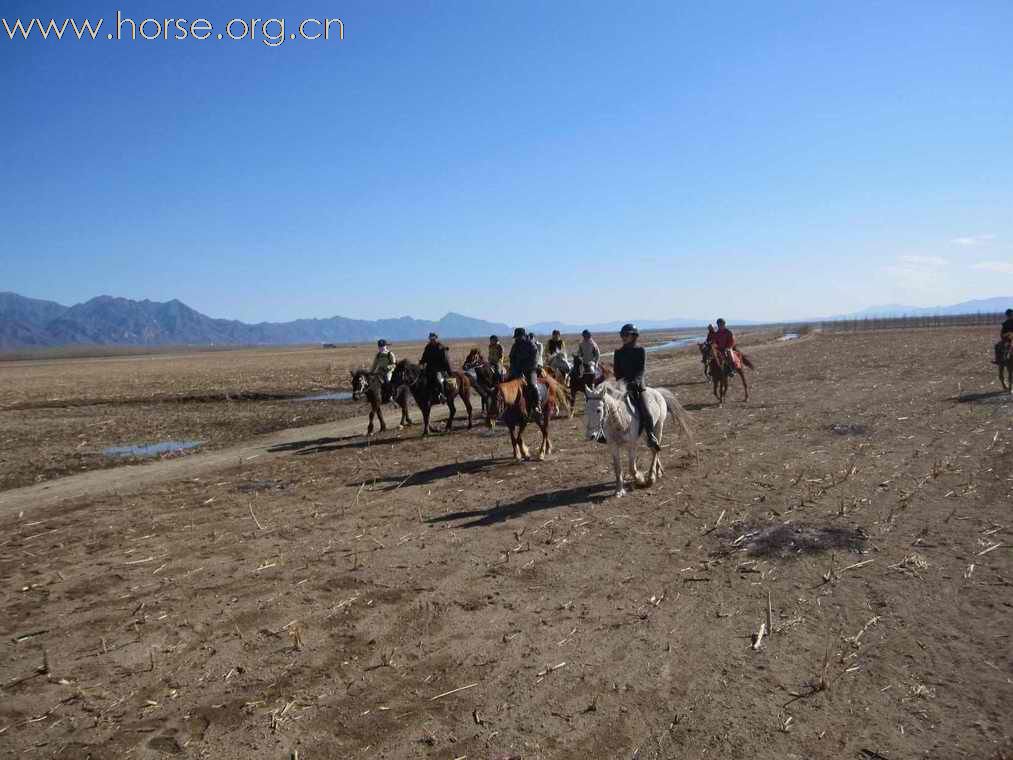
xmin=638 ymin=396 xmax=661 ymax=452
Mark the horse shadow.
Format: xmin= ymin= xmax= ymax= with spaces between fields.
xmin=682 ymin=401 xmax=721 ymax=411
xmin=427 ymin=482 xmax=614 ymax=528
xmin=349 ymin=456 xmax=509 ymax=490
xmin=268 ymin=433 xmax=413 ymax=456
xmin=950 ymin=390 xmax=1010 ymax=404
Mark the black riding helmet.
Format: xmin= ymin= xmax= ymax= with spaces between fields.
xmin=620 ymin=323 xmax=639 ymax=337
xmin=490 ymin=335 xmax=499 ymax=342
xmin=513 ymin=327 xmax=526 ymax=339
xmin=428 ymin=332 xmax=438 ymax=340
xmin=581 ymin=329 xmax=591 ymax=338
xmin=377 ymin=339 xmax=387 ymax=348
xmin=1007 ymin=309 xmax=1013 ymax=317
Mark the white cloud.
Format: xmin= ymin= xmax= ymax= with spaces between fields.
xmin=883 ymin=254 xmax=948 ymax=293
xmin=951 ymin=234 xmax=996 ymax=247
xmin=971 ymin=260 xmax=1013 ymax=275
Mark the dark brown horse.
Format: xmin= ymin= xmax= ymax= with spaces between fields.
xmin=390 ymin=359 xmax=474 ymax=436
xmin=698 ymin=342 xmax=712 ymax=379
xmin=707 ymin=344 xmax=754 ymax=404
xmin=486 ymin=375 xmax=568 ymax=460
xmin=463 ymin=349 xmax=500 ymax=414
xmin=351 ymin=369 xmax=412 ymax=435
xmin=568 ymin=355 xmax=612 ymax=417
xmin=999 ymin=337 xmax=1013 ymax=393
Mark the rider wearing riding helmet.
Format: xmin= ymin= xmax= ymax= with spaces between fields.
xmin=613 ymin=323 xmax=661 ymax=452
xmin=420 ymin=332 xmax=451 ymax=403
xmin=370 ymin=339 xmax=397 ymax=401
xmin=995 ymin=308 xmax=1013 ymax=365
xmin=509 ymin=327 xmax=541 ymax=421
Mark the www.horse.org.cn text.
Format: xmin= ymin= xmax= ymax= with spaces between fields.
xmin=2 ymin=13 xmax=345 ymax=46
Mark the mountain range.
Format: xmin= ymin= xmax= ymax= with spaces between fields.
xmin=0 ymin=292 xmax=510 ymax=349
xmin=2 ymin=292 xmax=1011 ymax=350
xmin=831 ymin=296 xmax=1012 ymax=319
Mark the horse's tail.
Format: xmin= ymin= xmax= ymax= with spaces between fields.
xmin=656 ymin=387 xmax=698 ymax=464
xmin=741 ymin=353 xmax=756 ymax=370
xmin=542 ymin=375 xmax=570 ymax=415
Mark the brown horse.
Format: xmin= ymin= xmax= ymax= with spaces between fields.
xmin=390 ymin=360 xmax=475 ymax=436
xmin=707 ymin=344 xmax=754 ymax=404
xmin=463 ymin=349 xmax=500 ymax=414
xmin=487 ymin=375 xmax=568 ymax=461
xmin=568 ymin=356 xmax=611 ymax=417
xmin=999 ymin=336 xmax=1013 ymax=393
xmin=698 ymin=342 xmax=712 ymax=379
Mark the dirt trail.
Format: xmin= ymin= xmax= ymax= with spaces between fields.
xmin=0 ymin=403 xmax=451 ymax=517
xmin=0 ymin=335 xmax=803 ymax=517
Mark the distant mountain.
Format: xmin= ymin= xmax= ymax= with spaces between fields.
xmin=835 ymin=296 xmax=1013 ymax=320
xmin=0 ymin=292 xmax=70 ymax=348
xmin=0 ymin=293 xmax=511 ymax=349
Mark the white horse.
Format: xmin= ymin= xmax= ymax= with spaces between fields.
xmin=583 ymin=380 xmax=695 ymax=497
xmin=547 ymin=351 xmax=572 ymax=378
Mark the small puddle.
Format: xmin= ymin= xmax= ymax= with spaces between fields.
xmin=293 ymin=391 xmax=354 ymax=402
xmin=103 ymin=440 xmax=204 ymax=458
xmin=779 ymin=333 xmax=800 ymax=341
xmin=645 ymin=336 xmax=706 ymax=353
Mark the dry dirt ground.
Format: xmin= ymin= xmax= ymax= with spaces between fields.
xmin=0 ymin=335 xmax=635 ymax=492
xmin=1 ymin=328 xmax=1010 ymax=760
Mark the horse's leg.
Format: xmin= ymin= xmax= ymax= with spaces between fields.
xmin=367 ymin=409 xmax=375 ymax=437
xmin=612 ymin=447 xmax=625 ymax=497
xmin=537 ymin=416 xmax=549 ymax=460
xmin=739 ymin=369 xmax=749 ymax=402
xmin=518 ymin=421 xmax=531 ymax=460
xmin=445 ymin=394 xmax=456 ymax=432
xmin=509 ymin=425 xmax=521 ymax=461
xmin=421 ymin=402 xmax=431 ymax=436
xmin=462 ymin=387 xmax=473 ymax=429
xmin=630 ymin=447 xmax=646 ymax=487
xmin=377 ymin=401 xmax=386 ymax=432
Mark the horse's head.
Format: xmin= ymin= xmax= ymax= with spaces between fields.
xmin=350 ymin=369 xmax=368 ymax=400
xmin=583 ymin=383 xmax=606 ymax=440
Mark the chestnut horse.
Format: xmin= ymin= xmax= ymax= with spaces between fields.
xmin=390 ymin=360 xmax=475 ymax=436
xmin=707 ymin=344 xmax=754 ymax=404
xmin=487 ymin=375 xmax=568 ymax=461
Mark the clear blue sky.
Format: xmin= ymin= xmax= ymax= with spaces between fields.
xmin=2 ymin=1 xmax=1011 ymax=323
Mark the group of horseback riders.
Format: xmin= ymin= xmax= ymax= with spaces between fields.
xmin=363 ymin=323 xmax=667 ymax=451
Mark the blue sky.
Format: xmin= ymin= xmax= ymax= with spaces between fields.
xmin=2 ymin=1 xmax=1011 ymax=323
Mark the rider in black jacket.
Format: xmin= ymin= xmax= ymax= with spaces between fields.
xmin=613 ymin=323 xmax=661 ymax=451
xmin=508 ymin=327 xmax=541 ymax=421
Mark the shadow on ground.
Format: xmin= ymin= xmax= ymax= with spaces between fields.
xmin=350 ymin=457 xmax=510 ymax=490
xmin=950 ymin=390 xmax=1012 ymax=404
xmin=268 ymin=433 xmax=415 ymax=456
xmin=428 ymin=482 xmax=614 ymax=528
